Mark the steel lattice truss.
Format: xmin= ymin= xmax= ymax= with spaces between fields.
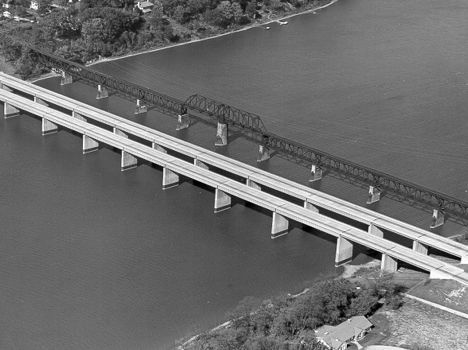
xmin=25 ymin=46 xmax=468 ymax=222
xmin=31 ymin=48 xmax=187 ymax=116
xmin=185 ymin=94 xmax=267 ymax=134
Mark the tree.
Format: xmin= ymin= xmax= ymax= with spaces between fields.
xmin=211 ymin=1 xmax=243 ymax=28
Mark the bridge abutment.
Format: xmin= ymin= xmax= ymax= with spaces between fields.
xmin=309 ymin=164 xmax=323 ymax=182
xmin=214 ymin=188 xmax=231 ymax=213
xmin=121 ymin=150 xmax=137 ymax=171
xmin=134 ymin=99 xmax=147 ymax=115
xmin=176 ymin=113 xmax=190 ymax=130
xmin=271 ymin=211 xmax=289 ymax=239
xmin=82 ymin=135 xmax=99 ymax=154
xmin=430 ymin=209 xmax=445 ymax=228
xmin=214 ymin=121 xmax=228 ymax=146
xmin=96 ymin=84 xmax=109 ymax=100
xmin=152 ymin=142 xmax=167 ymax=153
xmin=335 ymin=236 xmax=353 ymax=266
xmin=41 ymin=118 xmax=58 ymax=135
xmin=162 ymin=167 xmax=179 ymax=189
xmin=367 ymin=186 xmax=381 ymax=204
xmin=381 ymin=253 xmax=398 ymax=274
xmin=412 ymin=241 xmax=428 ymax=255
xmin=257 ymin=144 xmax=271 ymax=162
xmin=3 ymin=102 xmax=20 ymax=119
xmin=368 ymin=224 xmax=384 ymax=237
xmin=60 ymin=71 xmax=73 ymax=85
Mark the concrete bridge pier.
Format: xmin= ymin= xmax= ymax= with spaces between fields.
xmin=257 ymin=144 xmax=271 ymax=162
xmin=60 ymin=71 xmax=73 ymax=85
xmin=41 ymin=118 xmax=58 ymax=135
xmin=303 ymin=200 xmax=319 ymax=212
xmin=96 ymin=84 xmax=109 ymax=100
xmin=430 ymin=209 xmax=445 ymax=228
xmin=309 ymin=164 xmax=323 ymax=182
xmin=152 ymin=142 xmax=167 ymax=153
xmin=412 ymin=241 xmax=428 ymax=255
xmin=246 ymin=178 xmax=261 ymax=190
xmin=381 ymin=253 xmax=398 ymax=274
xmin=162 ymin=167 xmax=179 ymax=189
xmin=121 ymin=150 xmax=137 ymax=171
xmin=113 ymin=127 xmax=128 ymax=138
xmin=368 ymin=224 xmax=384 ymax=237
xmin=214 ymin=188 xmax=231 ymax=213
xmin=34 ymin=96 xmax=48 ymax=106
xmin=82 ymin=135 xmax=99 ymax=154
xmin=194 ymin=159 xmax=209 ymax=170
xmin=214 ymin=121 xmax=228 ymax=146
xmin=335 ymin=236 xmax=353 ymax=266
xmin=176 ymin=113 xmax=190 ymax=130
xmin=72 ymin=110 xmax=87 ymax=122
xmin=134 ymin=99 xmax=147 ymax=115
xmin=271 ymin=211 xmax=289 ymax=239
xmin=367 ymin=186 xmax=381 ymax=204
xmin=3 ymin=102 xmax=20 ymax=119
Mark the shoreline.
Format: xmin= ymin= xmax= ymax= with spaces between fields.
xmin=29 ymin=0 xmax=339 ymax=84
xmin=177 ymin=259 xmax=379 ymax=349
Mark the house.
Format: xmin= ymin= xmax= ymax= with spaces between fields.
xmin=136 ymin=1 xmax=153 ymax=14
xmin=315 ymin=316 xmax=373 ymax=350
xmin=30 ymin=0 xmax=38 ymax=10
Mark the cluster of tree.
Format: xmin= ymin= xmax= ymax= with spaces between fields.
xmin=185 ymin=277 xmax=405 ymax=350
xmin=0 ymin=0 xmax=327 ymax=78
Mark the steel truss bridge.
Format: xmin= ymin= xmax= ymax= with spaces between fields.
xmin=26 ymin=46 xmax=468 ymax=224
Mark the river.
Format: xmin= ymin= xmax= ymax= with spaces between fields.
xmin=2 ymin=0 xmax=468 ymax=349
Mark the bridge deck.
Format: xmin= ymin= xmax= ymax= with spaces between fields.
xmin=1 ymin=87 xmax=468 ymax=285
xmin=1 ymin=73 xmax=466 ymax=263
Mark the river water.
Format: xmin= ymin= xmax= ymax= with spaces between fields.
xmin=2 ymin=0 xmax=468 ymax=349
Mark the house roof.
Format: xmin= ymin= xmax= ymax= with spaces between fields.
xmin=315 ymin=316 xmax=373 ymax=350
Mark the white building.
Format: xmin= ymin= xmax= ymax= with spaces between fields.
xmin=136 ymin=1 xmax=153 ymax=14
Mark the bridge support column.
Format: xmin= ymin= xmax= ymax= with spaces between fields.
xmin=257 ymin=144 xmax=271 ymax=162
xmin=303 ymin=200 xmax=319 ymax=212
xmin=34 ymin=96 xmax=48 ymax=106
xmin=96 ymin=84 xmax=109 ymax=100
xmin=412 ymin=241 xmax=428 ymax=255
xmin=72 ymin=110 xmax=87 ymax=122
xmin=214 ymin=121 xmax=228 ymax=147
xmin=271 ymin=211 xmax=289 ymax=239
xmin=152 ymin=142 xmax=167 ymax=153
xmin=430 ymin=209 xmax=445 ymax=229
xmin=60 ymin=71 xmax=73 ymax=85
xmin=3 ymin=102 xmax=20 ymax=119
xmin=121 ymin=150 xmax=137 ymax=171
xmin=335 ymin=236 xmax=353 ymax=266
xmin=113 ymin=127 xmax=128 ymax=138
xmin=246 ymin=178 xmax=261 ymax=190
xmin=214 ymin=188 xmax=231 ymax=213
xmin=194 ymin=159 xmax=209 ymax=170
xmin=162 ymin=167 xmax=179 ymax=189
xmin=368 ymin=224 xmax=384 ymax=237
xmin=134 ymin=99 xmax=147 ymax=115
xmin=461 ymin=255 xmax=468 ymax=264
xmin=380 ymin=253 xmax=397 ymax=274
xmin=367 ymin=186 xmax=381 ymax=204
xmin=42 ymin=118 xmax=58 ymax=135
xmin=176 ymin=113 xmax=190 ymax=130
xmin=82 ymin=135 xmax=99 ymax=154
xmin=309 ymin=164 xmax=323 ymax=182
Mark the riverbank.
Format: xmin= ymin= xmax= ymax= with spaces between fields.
xmin=87 ymin=0 xmax=339 ymax=68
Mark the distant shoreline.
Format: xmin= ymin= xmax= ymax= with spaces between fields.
xmin=29 ymin=0 xmax=339 ymax=83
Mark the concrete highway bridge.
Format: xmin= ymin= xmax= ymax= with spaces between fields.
xmin=1 ymin=73 xmax=468 ymax=285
